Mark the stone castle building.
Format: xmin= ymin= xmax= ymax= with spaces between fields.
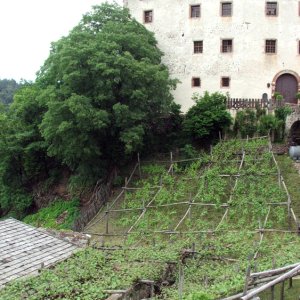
xmin=125 ymin=0 xmax=300 ymax=112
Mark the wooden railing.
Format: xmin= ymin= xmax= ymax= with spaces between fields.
xmin=227 ymin=98 xmax=269 ymax=110
xmin=227 ymin=98 xmax=299 ymax=110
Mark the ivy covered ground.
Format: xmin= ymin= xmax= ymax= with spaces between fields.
xmin=1 ymin=138 xmax=300 ymax=300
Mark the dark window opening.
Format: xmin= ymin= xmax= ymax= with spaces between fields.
xmin=192 ymin=77 xmax=201 ymax=87
xmin=221 ymin=77 xmax=230 ymax=87
xmin=266 ymin=2 xmax=278 ymax=16
xmin=194 ymin=41 xmax=203 ymax=53
xmin=221 ymin=2 xmax=232 ymax=16
xmin=144 ymin=10 xmax=153 ymax=23
xmin=221 ymin=39 xmax=233 ymax=53
xmin=191 ymin=5 xmax=201 ymax=18
xmin=265 ymin=40 xmax=276 ymax=53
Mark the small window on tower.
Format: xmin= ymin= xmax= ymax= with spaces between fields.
xmin=221 ymin=77 xmax=230 ymax=88
xmin=194 ymin=41 xmax=203 ymax=53
xmin=221 ymin=39 xmax=233 ymax=53
xmin=192 ymin=77 xmax=201 ymax=87
xmin=266 ymin=2 xmax=278 ymax=16
xmin=144 ymin=10 xmax=153 ymax=23
xmin=190 ymin=5 xmax=201 ymax=18
xmin=221 ymin=2 xmax=232 ymax=16
xmin=265 ymin=39 xmax=277 ymax=53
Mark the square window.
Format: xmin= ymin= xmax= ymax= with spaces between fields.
xmin=194 ymin=41 xmax=203 ymax=53
xmin=266 ymin=2 xmax=278 ymax=16
xmin=221 ymin=39 xmax=233 ymax=53
xmin=221 ymin=2 xmax=232 ymax=16
xmin=265 ymin=40 xmax=276 ymax=53
xmin=221 ymin=77 xmax=230 ymax=88
xmin=144 ymin=10 xmax=153 ymax=23
xmin=190 ymin=5 xmax=201 ymax=18
xmin=192 ymin=77 xmax=201 ymax=87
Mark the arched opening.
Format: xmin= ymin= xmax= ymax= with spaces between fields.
xmin=275 ymin=73 xmax=298 ymax=103
xmin=290 ymin=121 xmax=300 ymax=145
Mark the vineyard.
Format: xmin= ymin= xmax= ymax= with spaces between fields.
xmin=2 ymin=137 xmax=300 ymax=299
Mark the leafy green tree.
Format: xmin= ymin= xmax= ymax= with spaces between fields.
xmin=0 ymin=79 xmax=22 ymax=105
xmin=37 ymin=3 xmax=177 ymax=182
xmin=234 ymin=109 xmax=257 ymax=138
xmin=183 ymin=92 xmax=232 ymax=142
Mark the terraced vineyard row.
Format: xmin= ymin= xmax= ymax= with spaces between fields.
xmin=2 ymin=137 xmax=300 ymax=300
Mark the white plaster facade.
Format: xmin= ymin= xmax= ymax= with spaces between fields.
xmin=125 ymin=0 xmax=300 ymax=112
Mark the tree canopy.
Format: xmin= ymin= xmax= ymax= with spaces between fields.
xmin=37 ymin=3 xmax=177 ymax=178
xmin=0 ymin=3 xmax=178 ymax=217
xmin=0 ymin=79 xmax=22 ymax=105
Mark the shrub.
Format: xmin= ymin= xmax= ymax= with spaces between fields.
xmin=183 ymin=92 xmax=232 ymax=142
xmin=234 ymin=109 xmax=257 ymax=138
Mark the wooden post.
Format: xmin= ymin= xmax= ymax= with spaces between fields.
xmin=278 ymin=171 xmax=281 ymax=187
xmin=289 ymin=277 xmax=293 ymax=289
xmin=192 ymin=242 xmax=195 ymax=259
xmin=210 ymin=145 xmax=213 ymax=158
xmin=105 ymin=203 xmax=109 ymax=234
xmin=188 ymin=193 xmax=192 ymax=220
xmin=170 ymin=152 xmax=173 ymax=175
xmin=243 ymin=264 xmax=251 ymax=295
xmin=271 ymin=258 xmax=276 ymax=300
xmin=138 ymin=153 xmax=141 ymax=178
xmin=280 ymin=280 xmax=285 ymax=300
xmin=219 ymin=131 xmax=222 ymax=142
xmin=178 ymin=263 xmax=184 ymax=300
xmin=150 ymin=283 xmax=154 ymax=298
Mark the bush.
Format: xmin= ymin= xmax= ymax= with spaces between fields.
xmin=234 ymin=109 xmax=257 ymax=138
xmin=183 ymin=92 xmax=232 ymax=142
xmin=23 ymin=199 xmax=80 ymax=230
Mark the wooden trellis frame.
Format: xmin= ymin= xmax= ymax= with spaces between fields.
xmin=85 ymin=137 xmax=294 ymax=245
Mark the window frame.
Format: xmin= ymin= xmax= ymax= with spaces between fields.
xmin=190 ymin=4 xmax=201 ymax=18
xmin=221 ymin=2 xmax=233 ymax=17
xmin=221 ymin=39 xmax=233 ymax=53
xmin=265 ymin=39 xmax=277 ymax=54
xmin=144 ymin=10 xmax=153 ymax=23
xmin=221 ymin=77 xmax=231 ymax=88
xmin=192 ymin=77 xmax=201 ymax=87
xmin=193 ymin=40 xmax=203 ymax=54
xmin=265 ymin=2 xmax=278 ymax=16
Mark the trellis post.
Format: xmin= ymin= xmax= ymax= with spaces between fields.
xmin=138 ymin=152 xmax=141 ymax=178
xmin=105 ymin=203 xmax=109 ymax=234
xmin=178 ymin=262 xmax=184 ymax=300
xmin=170 ymin=152 xmax=174 ymax=175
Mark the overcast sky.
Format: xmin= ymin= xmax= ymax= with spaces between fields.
xmin=0 ymin=0 xmax=122 ymax=82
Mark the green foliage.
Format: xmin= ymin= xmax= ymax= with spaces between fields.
xmin=23 ymin=199 xmax=80 ymax=230
xmin=181 ymin=144 xmax=198 ymax=158
xmin=0 ymin=3 xmax=179 ymax=218
xmin=183 ymin=92 xmax=232 ymax=142
xmin=37 ymin=2 xmax=177 ymax=178
xmin=185 ymin=292 xmax=213 ymax=300
xmin=0 ymin=187 xmax=32 ymax=219
xmin=258 ymin=114 xmax=281 ymax=135
xmin=234 ymin=109 xmax=258 ymax=138
xmin=0 ymin=79 xmax=22 ymax=105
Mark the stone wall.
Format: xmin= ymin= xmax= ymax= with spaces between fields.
xmin=126 ymin=0 xmax=300 ymax=112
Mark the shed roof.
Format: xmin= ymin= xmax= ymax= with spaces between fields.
xmin=0 ymin=218 xmax=78 ymax=288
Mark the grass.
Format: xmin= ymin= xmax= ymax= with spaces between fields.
xmin=23 ymin=199 xmax=80 ymax=230
xmin=276 ymin=153 xmax=300 ymax=218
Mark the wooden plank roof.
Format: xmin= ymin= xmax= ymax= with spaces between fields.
xmin=0 ymin=218 xmax=78 ymax=288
